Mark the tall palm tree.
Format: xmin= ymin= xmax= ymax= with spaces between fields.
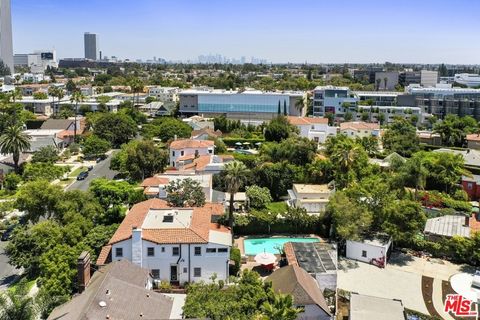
xmin=129 ymin=78 xmax=144 ymax=107
xmin=70 ymin=91 xmax=85 ymax=141
xmin=383 ymin=77 xmax=388 ymax=91
xmin=48 ymin=87 xmax=64 ymax=117
xmin=260 ymin=293 xmax=301 ymax=320
xmin=0 ymin=284 xmax=34 ymax=320
xmin=375 ymin=78 xmax=381 ymax=91
xmin=224 ymin=161 xmax=250 ymax=229
xmin=0 ymin=125 xmax=31 ymax=172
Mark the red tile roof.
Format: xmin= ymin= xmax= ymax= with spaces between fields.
xmin=140 ymin=176 xmax=170 ymax=187
xmin=340 ymin=121 xmax=380 ymax=131
xmin=169 ymin=139 xmax=214 ymax=150
xmin=108 ymin=199 xmax=229 ymax=245
xmin=287 ymin=116 xmax=328 ymax=125
xmin=96 ymin=245 xmax=112 ymax=266
xmin=467 ymin=134 xmax=480 ymax=142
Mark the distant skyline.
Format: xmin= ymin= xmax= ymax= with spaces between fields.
xmin=11 ymin=0 xmax=480 ymax=64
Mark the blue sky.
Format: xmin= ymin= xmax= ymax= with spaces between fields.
xmin=11 ymin=0 xmax=480 ymax=64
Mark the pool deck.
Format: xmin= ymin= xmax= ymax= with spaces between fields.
xmin=234 ymin=234 xmax=323 ymax=258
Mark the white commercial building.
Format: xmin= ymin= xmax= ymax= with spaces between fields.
xmin=420 ymin=70 xmax=438 ymax=87
xmin=312 ymin=86 xmax=358 ymax=117
xmin=105 ymin=199 xmax=232 ymax=285
xmin=14 ymin=50 xmax=57 ymax=72
xmin=287 ymin=116 xmax=337 ymax=144
xmin=454 ymin=73 xmax=480 ymax=88
xmin=147 ymin=86 xmax=179 ymax=102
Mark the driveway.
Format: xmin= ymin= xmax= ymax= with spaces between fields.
xmin=0 ymin=240 xmax=22 ymax=290
xmin=67 ymin=150 xmax=119 ymax=191
xmin=338 ymin=258 xmax=428 ymax=314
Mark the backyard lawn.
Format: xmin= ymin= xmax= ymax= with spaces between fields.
xmin=266 ymin=201 xmax=288 ymax=214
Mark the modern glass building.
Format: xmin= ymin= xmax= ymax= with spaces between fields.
xmin=179 ymin=89 xmax=304 ymax=120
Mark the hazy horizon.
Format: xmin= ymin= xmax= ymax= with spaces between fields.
xmin=11 ymin=0 xmax=480 ymax=64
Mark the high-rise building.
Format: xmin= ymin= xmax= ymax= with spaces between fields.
xmin=0 ymin=0 xmax=13 ymax=74
xmin=84 ymin=32 xmax=98 ymax=60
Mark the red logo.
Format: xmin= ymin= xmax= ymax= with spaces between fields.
xmin=444 ymin=294 xmax=478 ymax=317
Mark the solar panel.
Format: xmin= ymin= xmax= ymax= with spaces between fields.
xmin=291 ymin=242 xmax=337 ymax=274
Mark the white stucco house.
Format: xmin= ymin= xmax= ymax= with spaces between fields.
xmin=339 ymin=121 xmax=380 ymax=138
xmin=287 ymin=184 xmax=334 ymax=215
xmin=346 ymin=235 xmax=392 ymax=268
xmin=97 ymin=198 xmax=232 ymax=285
xmin=141 ymin=172 xmax=213 ymax=202
xmin=169 ymin=139 xmax=214 ymax=167
xmin=287 ymin=116 xmax=337 ymax=144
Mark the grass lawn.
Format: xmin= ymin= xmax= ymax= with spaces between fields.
xmin=57 ymin=178 xmax=74 ymax=188
xmin=69 ymin=166 xmax=86 ymax=178
xmin=266 ymin=201 xmax=288 ymax=214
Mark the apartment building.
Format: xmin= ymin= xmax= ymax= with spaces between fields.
xmin=312 ymin=86 xmax=358 ymax=117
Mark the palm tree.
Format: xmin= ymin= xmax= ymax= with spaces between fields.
xmin=0 ymin=284 xmax=34 ymax=320
xmin=70 ymin=91 xmax=85 ymax=141
xmin=129 ymin=78 xmax=144 ymax=107
xmin=294 ymin=95 xmax=306 ymax=116
xmin=48 ymin=87 xmax=64 ymax=117
xmin=383 ymin=77 xmax=388 ymax=91
xmin=375 ymin=78 xmax=381 ymax=91
xmin=260 ymin=293 xmax=301 ymax=320
xmin=401 ymin=156 xmax=428 ymax=199
xmin=0 ymin=125 xmax=31 ymax=172
xmin=224 ymin=161 xmax=250 ymax=229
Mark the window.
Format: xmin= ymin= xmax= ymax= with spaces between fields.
xmin=208 ymin=149 xmax=213 ymax=154
xmin=172 ymin=151 xmax=175 ymax=157
xmin=172 ymin=247 xmax=180 ymax=256
xmin=161 ymin=247 xmax=165 ymax=252
xmin=147 ymin=247 xmax=155 ymax=257
xmin=468 ymin=183 xmax=473 ymax=190
xmin=361 ymin=250 xmax=367 ymax=258
xmin=194 ymin=247 xmax=201 ymax=256
xmin=206 ymin=248 xmax=217 ymax=253
xmin=151 ymin=269 xmax=160 ymax=279
xmin=183 ymin=267 xmax=188 ymax=273
xmin=163 ymin=215 xmax=174 ymax=223
xmin=115 ymin=247 xmax=123 ymax=257
xmin=218 ymin=248 xmax=228 ymax=253
xmin=194 ymin=267 xmax=201 ymax=277
xmin=181 ymin=151 xmax=184 ymax=156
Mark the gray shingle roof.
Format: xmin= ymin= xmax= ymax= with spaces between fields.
xmin=40 ymin=119 xmax=75 ymax=130
xmin=350 ymin=293 xmax=406 ymax=320
xmin=47 ymin=260 xmax=173 ymax=320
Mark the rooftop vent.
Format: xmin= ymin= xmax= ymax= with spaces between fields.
xmin=99 ymin=301 xmax=107 ymax=308
xmin=163 ymin=214 xmax=174 ymax=223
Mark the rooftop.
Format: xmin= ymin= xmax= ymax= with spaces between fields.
xmin=169 ymin=139 xmax=214 ymax=150
xmin=180 ymin=88 xmax=303 ymax=96
xmin=47 ymin=260 xmax=174 ymax=320
xmin=284 ymin=241 xmax=337 ymax=275
xmin=466 ymin=134 xmax=480 ymax=142
xmin=340 ymin=121 xmax=380 ymax=131
xmin=349 ymin=293 xmax=406 ymax=320
xmin=287 ymin=116 xmax=329 ymax=126
xmin=424 ymin=215 xmax=470 ymax=238
xmin=293 ymin=184 xmax=331 ymax=194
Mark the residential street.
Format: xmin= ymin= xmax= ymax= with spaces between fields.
xmin=67 ymin=150 xmax=119 ymax=191
xmin=0 ymin=240 xmax=21 ymax=290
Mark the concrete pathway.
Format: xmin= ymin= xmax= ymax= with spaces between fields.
xmin=432 ymin=278 xmax=455 ymax=320
xmin=164 ymin=293 xmax=186 ymax=319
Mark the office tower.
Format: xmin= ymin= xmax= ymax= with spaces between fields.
xmin=0 ymin=0 xmax=13 ymax=74
xmin=84 ymin=32 xmax=98 ymax=60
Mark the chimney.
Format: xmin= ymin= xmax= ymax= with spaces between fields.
xmin=77 ymin=251 xmax=91 ymax=293
xmin=174 ymin=134 xmax=177 ymax=141
xmin=132 ymin=226 xmax=143 ymax=267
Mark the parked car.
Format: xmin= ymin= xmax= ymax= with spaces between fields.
xmin=87 ymin=165 xmax=94 ymax=171
xmin=1 ymin=224 xmax=17 ymax=241
xmin=77 ymin=171 xmax=89 ymax=181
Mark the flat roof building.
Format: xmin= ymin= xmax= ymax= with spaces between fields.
xmin=84 ymin=32 xmax=98 ymax=60
xmin=179 ymin=89 xmax=305 ymax=121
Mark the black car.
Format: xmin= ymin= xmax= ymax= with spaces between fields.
xmin=77 ymin=171 xmax=89 ymax=181
xmin=1 ymin=225 xmax=17 ymax=241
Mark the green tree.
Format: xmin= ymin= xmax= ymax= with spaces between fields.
xmin=254 ymin=162 xmax=302 ymax=201
xmin=382 ymin=200 xmax=426 ymax=244
xmin=89 ymin=178 xmax=145 ymax=210
xmin=110 ymin=140 xmax=168 ymax=180
xmin=142 ymin=117 xmax=192 ymax=141
xmin=224 ymin=161 xmax=250 ymax=228
xmin=264 ymin=116 xmax=295 ymax=142
xmin=260 ymin=293 xmax=300 ymax=320
xmin=260 ymin=137 xmax=317 ymax=166
xmin=327 ymin=191 xmax=373 ymax=240
xmin=6 ymin=220 xmax=63 ymax=276
xmin=70 ymin=91 xmax=85 ymax=141
xmin=31 ymin=145 xmax=59 ymax=163
xmin=165 ymin=178 xmax=206 ymax=207
xmin=93 ymin=113 xmax=137 ymax=147
xmin=344 ymin=111 xmax=353 ymax=121
xmin=246 ymin=185 xmax=272 ymax=209
xmin=0 ymin=125 xmax=31 ymax=172
xmin=0 ymin=282 xmax=34 ymax=320
xmin=382 ymin=118 xmax=419 ymax=157
xmin=355 ymin=136 xmax=378 ymax=157
xmin=433 ymin=114 xmax=478 ymax=147
xmin=81 ymin=135 xmax=111 ymax=158
xmin=22 ymin=162 xmax=69 ymax=181
xmin=15 ymin=180 xmax=63 ymax=222
xmin=33 ymin=92 xmax=48 ymax=100
xmin=128 ymin=78 xmax=144 ymax=106
xmin=48 ymin=86 xmax=64 ymax=116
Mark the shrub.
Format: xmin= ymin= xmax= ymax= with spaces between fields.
xmin=157 ymin=280 xmax=172 ymax=292
xmin=229 ymin=247 xmax=241 ymax=276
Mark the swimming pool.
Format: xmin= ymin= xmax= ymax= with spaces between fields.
xmin=243 ymin=237 xmax=319 ymax=255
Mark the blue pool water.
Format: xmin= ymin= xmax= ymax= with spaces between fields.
xmin=244 ymin=237 xmax=319 ymax=255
